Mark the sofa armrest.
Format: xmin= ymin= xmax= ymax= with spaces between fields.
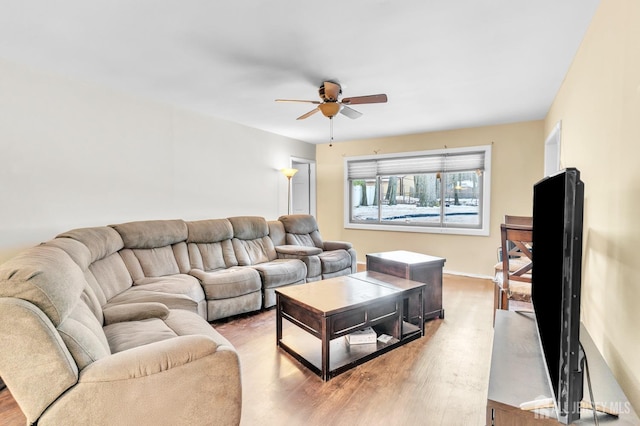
xmin=80 ymin=335 xmax=220 ymax=381
xmin=323 ymin=240 xmax=353 ymax=251
xmin=102 ymin=302 xmax=170 ymax=325
xmin=275 ymin=245 xmax=323 ymax=256
xmin=40 ymin=335 xmax=242 ymax=425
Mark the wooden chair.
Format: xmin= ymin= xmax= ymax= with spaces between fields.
xmin=493 ymin=216 xmax=533 ymax=315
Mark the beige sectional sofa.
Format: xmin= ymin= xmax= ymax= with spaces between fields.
xmin=0 ymin=214 xmax=355 ymax=425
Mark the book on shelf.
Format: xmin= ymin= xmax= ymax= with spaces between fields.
xmin=345 ymin=327 xmax=377 ymax=345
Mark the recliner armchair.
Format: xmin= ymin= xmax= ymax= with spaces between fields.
xmin=276 ymin=215 xmax=356 ymax=282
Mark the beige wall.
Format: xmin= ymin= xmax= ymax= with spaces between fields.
xmin=545 ymin=0 xmax=640 ymax=410
xmin=0 ymin=59 xmax=315 ymax=261
xmin=316 ymin=121 xmax=544 ymax=276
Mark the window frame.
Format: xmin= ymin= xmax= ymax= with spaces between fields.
xmin=343 ymin=145 xmax=492 ymax=236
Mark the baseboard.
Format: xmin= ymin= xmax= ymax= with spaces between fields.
xmin=443 ymin=270 xmax=494 ymax=280
xmin=357 ymin=261 xmax=493 ymax=281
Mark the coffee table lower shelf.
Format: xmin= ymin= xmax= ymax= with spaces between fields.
xmin=278 ymin=319 xmax=421 ymax=380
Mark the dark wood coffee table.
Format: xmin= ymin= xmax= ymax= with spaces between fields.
xmin=275 ymin=271 xmax=427 ymax=381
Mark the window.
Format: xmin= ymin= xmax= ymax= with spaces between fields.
xmin=344 ymin=145 xmax=491 ymax=236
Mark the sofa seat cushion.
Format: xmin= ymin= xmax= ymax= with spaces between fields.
xmin=104 ymin=317 xmax=177 ymax=353
xmin=103 ymin=309 xmax=229 ymax=354
xmin=251 ymin=259 xmax=306 ymax=289
xmin=106 ymin=274 xmax=205 ymax=316
xmin=190 ymin=267 xmax=261 ymax=300
xmin=163 ymin=309 xmax=233 ymax=348
xmin=318 ymin=250 xmax=352 ymax=274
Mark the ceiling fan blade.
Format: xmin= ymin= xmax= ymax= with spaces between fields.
xmin=275 ymin=99 xmax=321 ymax=104
xmin=340 ymin=105 xmax=363 ymax=119
xmin=323 ymin=81 xmax=341 ymax=101
xmin=296 ymin=108 xmax=320 ymax=120
xmin=341 ymin=94 xmax=388 ymax=105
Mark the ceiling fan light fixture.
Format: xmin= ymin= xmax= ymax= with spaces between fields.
xmin=318 ymin=102 xmax=341 ymax=118
xmin=276 ymin=80 xmax=387 ymax=122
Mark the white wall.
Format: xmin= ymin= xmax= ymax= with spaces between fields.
xmin=0 ymin=59 xmax=315 ymax=258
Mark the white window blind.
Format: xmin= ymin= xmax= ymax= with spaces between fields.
xmin=347 ymin=151 xmax=485 ymax=179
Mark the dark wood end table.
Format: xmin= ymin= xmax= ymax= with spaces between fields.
xmin=366 ymin=250 xmax=446 ymax=321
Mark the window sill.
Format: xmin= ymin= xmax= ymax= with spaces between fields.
xmin=344 ymin=222 xmax=490 ymax=236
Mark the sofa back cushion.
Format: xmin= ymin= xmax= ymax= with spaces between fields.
xmin=133 ymin=246 xmax=181 ymax=276
xmin=110 ymin=219 xmax=187 ymax=249
xmin=44 ymin=236 xmax=106 ymax=321
xmin=286 ymin=233 xmax=318 ymax=248
xmin=111 ymin=220 xmax=190 ymax=280
xmin=0 ymin=246 xmax=85 ymax=324
xmin=57 ymin=226 xmax=124 ymax=265
xmin=278 ymin=214 xmax=325 ymax=248
xmin=228 ymin=216 xmax=277 ymax=266
xmin=0 ymin=245 xmax=111 ymax=369
xmin=52 ymin=227 xmax=133 ymax=312
xmin=187 ymin=218 xmax=234 ymax=243
xmin=58 ymin=299 xmax=111 ymax=369
xmin=187 ymin=219 xmax=238 ymax=271
xmin=267 ymin=220 xmax=286 ymax=246
xmin=89 ymin=253 xmax=135 ymax=300
xmin=232 ymin=238 xmax=274 ymax=266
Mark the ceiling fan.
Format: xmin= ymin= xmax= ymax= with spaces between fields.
xmin=275 ymin=81 xmax=388 ymax=120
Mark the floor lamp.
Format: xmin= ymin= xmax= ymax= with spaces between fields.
xmin=281 ymin=168 xmax=298 ymax=215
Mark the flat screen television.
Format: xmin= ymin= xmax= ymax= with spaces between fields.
xmin=532 ymin=167 xmax=585 ymax=424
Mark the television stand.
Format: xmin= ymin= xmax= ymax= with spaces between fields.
xmin=487 ymin=310 xmax=638 ymax=424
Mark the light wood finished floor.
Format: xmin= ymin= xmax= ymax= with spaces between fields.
xmin=0 ymin=274 xmax=495 ymax=426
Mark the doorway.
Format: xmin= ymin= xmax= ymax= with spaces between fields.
xmin=291 ymin=158 xmax=316 ymax=217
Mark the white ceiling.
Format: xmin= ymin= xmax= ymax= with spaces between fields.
xmin=0 ymin=1 xmax=600 ymax=144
